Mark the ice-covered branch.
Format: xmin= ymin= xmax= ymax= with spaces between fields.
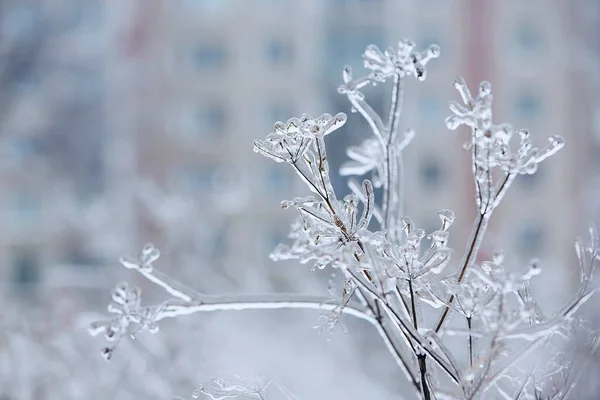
xmin=89 ymin=252 xmax=378 ymax=361
xmin=435 ymin=77 xmax=565 ymax=334
xmin=338 ymin=40 xmax=439 ymax=239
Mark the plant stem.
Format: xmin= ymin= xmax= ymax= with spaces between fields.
xmin=383 ymin=75 xmax=405 ymax=239
xmin=435 ymin=212 xmax=488 ymax=333
xmin=467 ymin=316 xmax=474 ymax=369
xmin=409 ymin=277 xmax=431 ymax=400
xmin=346 ymin=266 xmax=460 ymax=384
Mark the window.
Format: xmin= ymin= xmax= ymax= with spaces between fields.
xmin=419 ymin=159 xmax=443 ymax=189
xmin=515 ymin=23 xmax=541 ymax=53
xmin=66 ymin=247 xmax=101 ymax=267
xmin=181 ymin=165 xmax=217 ymax=192
xmin=209 ymin=226 xmax=228 ymax=260
xmin=11 ymin=192 xmax=40 ymax=225
xmin=266 ymin=164 xmax=290 ymax=191
xmin=419 ymin=95 xmax=443 ymax=123
xmin=517 ymin=223 xmax=545 ymax=258
xmin=12 ymin=250 xmax=40 ymax=291
xmin=197 ymin=105 xmax=225 ymax=134
xmin=192 ymin=44 xmax=225 ymax=70
xmin=514 ymin=91 xmax=541 ymax=119
xmin=265 ymin=40 xmax=293 ymax=66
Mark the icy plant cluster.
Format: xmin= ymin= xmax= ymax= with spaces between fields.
xmin=188 ymin=374 xmax=298 ymax=400
xmin=90 ymin=40 xmax=599 ymax=399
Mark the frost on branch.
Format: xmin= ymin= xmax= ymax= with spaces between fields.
xmin=88 ymin=281 xmax=160 ymax=361
xmin=90 ymin=241 xmax=376 ymax=363
xmin=253 ymin=113 xmax=346 ymax=165
xmin=119 ymin=242 xmax=160 ymax=272
xmin=337 ymin=40 xmax=439 ymax=240
xmin=379 ymin=211 xmax=454 ymax=282
xmin=193 ymin=374 xmax=297 ymax=400
xmin=271 ymin=179 xmax=374 ymax=270
xmin=344 ymin=39 xmax=440 ymax=87
xmin=314 ymin=278 xmax=357 ymax=339
xmin=446 ymin=77 xmax=564 ymax=215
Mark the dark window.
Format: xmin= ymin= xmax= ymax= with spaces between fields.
xmin=420 ymin=159 xmax=442 ymax=189
xmin=515 ymin=24 xmax=541 ymax=52
xmin=12 ymin=192 xmax=40 ymax=224
xmin=210 ymin=226 xmax=227 ymax=260
xmin=66 ymin=248 xmax=101 ymax=267
xmin=193 ymin=44 xmax=225 ymax=69
xmin=267 ymin=165 xmax=290 ymax=191
xmin=12 ymin=251 xmax=40 ymax=290
xmin=517 ymin=224 xmax=544 ymax=258
xmin=182 ymin=165 xmax=217 ymax=192
xmin=265 ymin=40 xmax=293 ymax=66
xmin=420 ymin=95 xmax=443 ymax=122
xmin=198 ymin=106 xmax=225 ymax=133
xmin=515 ymin=91 xmax=541 ymax=119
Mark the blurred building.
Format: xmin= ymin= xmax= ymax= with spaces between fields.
xmin=0 ymin=0 xmax=107 ymax=297
xmin=0 ymin=0 xmax=597 ymax=300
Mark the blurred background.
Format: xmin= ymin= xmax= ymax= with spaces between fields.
xmin=0 ymin=0 xmax=599 ymax=399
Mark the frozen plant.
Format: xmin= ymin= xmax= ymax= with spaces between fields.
xmin=191 ymin=373 xmax=298 ymax=400
xmin=90 ymin=40 xmax=599 ymax=399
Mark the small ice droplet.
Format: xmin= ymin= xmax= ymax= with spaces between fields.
xmin=479 ymin=81 xmax=492 ymax=96
xmin=148 ymin=323 xmax=160 ymax=334
xmin=351 ymin=107 xmax=357 ymax=113
xmin=446 ymin=116 xmax=461 ymax=130
xmin=101 ymin=347 xmax=113 ymax=362
xmin=428 ymin=44 xmax=441 ymax=58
